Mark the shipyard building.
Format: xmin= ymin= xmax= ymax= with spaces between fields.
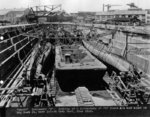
xmin=95 ymin=9 xmax=150 ymax=24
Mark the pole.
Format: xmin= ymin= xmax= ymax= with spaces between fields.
xmin=125 ymin=33 xmax=128 ymax=60
xmin=103 ymin=4 xmax=105 ymax=11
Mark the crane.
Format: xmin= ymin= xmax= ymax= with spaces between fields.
xmin=103 ymin=4 xmax=121 ymax=11
xmin=127 ymin=3 xmax=138 ymax=9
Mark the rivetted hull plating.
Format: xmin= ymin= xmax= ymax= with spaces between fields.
xmin=82 ymin=40 xmax=132 ymax=72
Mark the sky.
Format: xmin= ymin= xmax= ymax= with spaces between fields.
xmin=0 ymin=0 xmax=150 ymax=13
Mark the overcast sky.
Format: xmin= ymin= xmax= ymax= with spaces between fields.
xmin=0 ymin=0 xmax=150 ymax=13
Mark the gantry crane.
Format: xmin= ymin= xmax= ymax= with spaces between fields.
xmin=103 ymin=4 xmax=121 ymax=11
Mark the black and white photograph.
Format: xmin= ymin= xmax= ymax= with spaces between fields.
xmin=0 ymin=0 xmax=150 ymax=117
